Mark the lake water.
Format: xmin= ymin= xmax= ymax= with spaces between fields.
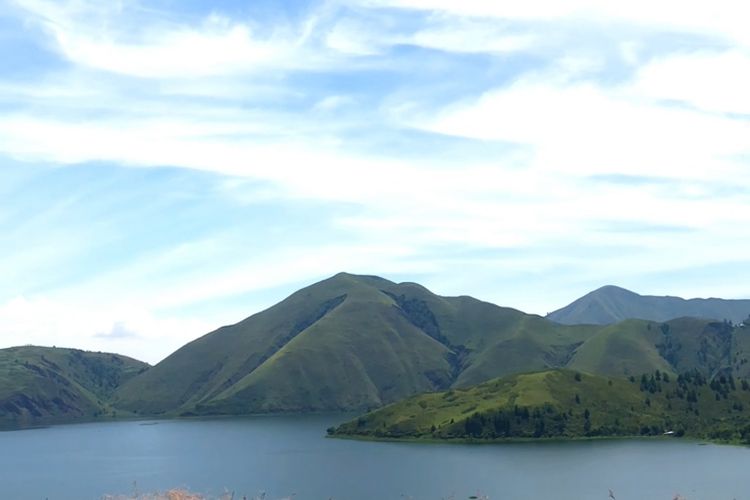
xmin=1 ymin=415 xmax=749 ymax=500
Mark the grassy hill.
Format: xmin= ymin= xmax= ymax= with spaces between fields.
xmin=331 ymin=369 xmax=750 ymax=443
xmin=548 ymin=285 xmax=750 ymax=325
xmin=113 ymin=273 xmax=750 ymax=417
xmin=6 ymin=275 xmax=750 ymax=423
xmin=114 ymin=273 xmax=600 ymax=415
xmin=0 ymin=346 xmax=148 ymax=427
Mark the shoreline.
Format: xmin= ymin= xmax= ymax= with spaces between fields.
xmin=328 ymin=431 xmax=744 ymax=447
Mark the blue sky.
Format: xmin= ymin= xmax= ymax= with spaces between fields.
xmin=1 ymin=0 xmax=749 ymax=363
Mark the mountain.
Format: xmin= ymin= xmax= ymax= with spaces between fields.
xmin=331 ymin=369 xmax=750 ymax=443
xmin=113 ymin=272 xmax=599 ymax=415
xmin=567 ymin=317 xmax=750 ymax=380
xmin=547 ymin=285 xmax=750 ymax=325
xmin=113 ymin=273 xmax=750 ymax=417
xmin=6 ymin=275 xmax=749 ymax=423
xmin=0 ymin=346 xmax=148 ymax=428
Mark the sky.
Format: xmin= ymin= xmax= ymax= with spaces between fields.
xmin=1 ymin=0 xmax=749 ymax=364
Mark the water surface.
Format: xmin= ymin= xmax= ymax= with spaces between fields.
xmin=1 ymin=415 xmax=749 ymax=500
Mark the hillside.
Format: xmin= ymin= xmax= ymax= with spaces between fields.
xmin=113 ymin=273 xmax=598 ymax=415
xmin=547 ymin=285 xmax=750 ymax=325
xmin=0 ymin=346 xmax=148 ymax=427
xmin=113 ymin=273 xmax=750 ymax=417
xmin=331 ymin=369 xmax=750 ymax=442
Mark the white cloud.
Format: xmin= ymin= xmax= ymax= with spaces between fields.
xmin=3 ymin=0 xmax=750 ymax=360
xmin=11 ymin=0 xmax=331 ymax=78
xmin=94 ymin=321 xmax=139 ymax=339
xmin=409 ymin=78 xmax=750 ymax=181
xmin=0 ymin=111 xmax=525 ymax=208
xmin=325 ymin=18 xmax=384 ymax=55
xmin=313 ymin=94 xmax=356 ymax=112
xmin=362 ymin=0 xmax=750 ymax=48
xmin=633 ymin=50 xmax=750 ymax=115
xmin=0 ymin=296 xmax=212 ymax=363
xmin=410 ymin=18 xmax=537 ymax=54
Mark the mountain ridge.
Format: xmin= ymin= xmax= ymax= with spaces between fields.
xmin=113 ymin=273 xmax=750 ymax=417
xmin=5 ymin=273 xmax=750 ymax=424
xmin=0 ymin=345 xmax=148 ymax=428
xmin=547 ymin=285 xmax=750 ymax=325
xmin=114 ymin=272 xmax=599 ymax=415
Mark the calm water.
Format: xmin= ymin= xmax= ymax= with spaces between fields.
xmin=1 ymin=415 xmax=749 ymax=500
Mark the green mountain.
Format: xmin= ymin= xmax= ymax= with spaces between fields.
xmin=547 ymin=285 xmax=750 ymax=325
xmin=6 ymin=275 xmax=749 ymax=424
xmin=113 ymin=273 xmax=750 ymax=417
xmin=113 ymin=273 xmax=598 ymax=415
xmin=331 ymin=369 xmax=750 ymax=443
xmin=567 ymin=317 xmax=750 ymax=379
xmin=0 ymin=346 xmax=148 ymax=428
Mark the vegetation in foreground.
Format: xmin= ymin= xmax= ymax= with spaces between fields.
xmin=103 ymin=490 xmax=291 ymax=500
xmin=103 ymin=490 xmax=208 ymax=500
xmin=102 ymin=490 xmax=707 ymax=500
xmin=331 ymin=369 xmax=750 ymax=443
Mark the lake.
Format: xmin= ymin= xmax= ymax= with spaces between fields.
xmin=1 ymin=415 xmax=749 ymax=500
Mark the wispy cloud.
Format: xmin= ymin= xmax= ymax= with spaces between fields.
xmin=633 ymin=50 xmax=750 ymax=115
xmin=408 ymin=76 xmax=749 ymax=181
xmin=11 ymin=0 xmax=339 ymax=78
xmin=360 ymin=0 xmax=750 ymax=48
xmin=2 ymin=0 xmax=749 ymax=361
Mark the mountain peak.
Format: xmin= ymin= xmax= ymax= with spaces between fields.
xmin=590 ymin=285 xmax=639 ymax=296
xmin=548 ymin=286 xmax=750 ymax=325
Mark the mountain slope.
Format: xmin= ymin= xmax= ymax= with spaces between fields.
xmin=566 ymin=317 xmax=747 ymax=379
xmin=114 ymin=274 xmax=750 ymax=417
xmin=0 ymin=346 xmax=148 ymax=427
xmin=198 ymin=281 xmax=455 ymax=413
xmin=547 ymin=285 xmax=750 ymax=325
xmin=114 ymin=273 xmax=597 ymax=415
xmin=332 ymin=369 xmax=750 ymax=442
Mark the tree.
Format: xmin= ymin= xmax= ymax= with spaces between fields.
xmin=464 ymin=413 xmax=484 ymax=437
xmin=534 ymin=420 xmax=546 ymax=437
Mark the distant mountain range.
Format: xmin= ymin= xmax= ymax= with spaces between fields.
xmin=547 ymin=285 xmax=750 ymax=325
xmin=4 ymin=274 xmax=750 ymax=426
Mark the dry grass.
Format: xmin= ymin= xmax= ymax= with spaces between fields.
xmin=102 ymin=489 xmax=703 ymax=499
xmin=102 ymin=490 xmax=208 ymax=500
xmin=102 ymin=489 xmax=283 ymax=500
